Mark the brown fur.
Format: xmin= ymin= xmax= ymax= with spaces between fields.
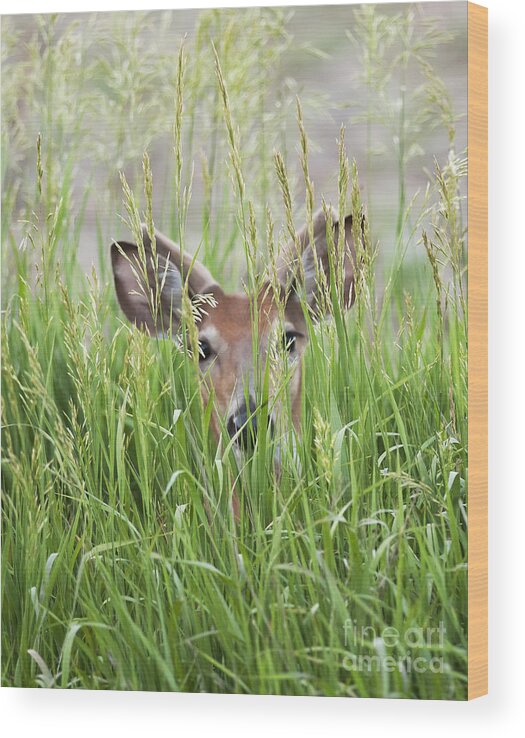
xmin=196 ymin=285 xmax=307 ymax=433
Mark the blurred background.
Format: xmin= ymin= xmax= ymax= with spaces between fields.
xmin=1 ymin=2 xmax=467 ymax=289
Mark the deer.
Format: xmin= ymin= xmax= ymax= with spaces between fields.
xmin=111 ymin=208 xmax=360 ymax=512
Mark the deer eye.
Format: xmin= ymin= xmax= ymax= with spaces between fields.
xmin=198 ymin=339 xmax=213 ymax=362
xmin=283 ymin=331 xmax=298 ymax=353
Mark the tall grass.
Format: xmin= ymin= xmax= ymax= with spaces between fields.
xmin=2 ymin=7 xmax=467 ymax=698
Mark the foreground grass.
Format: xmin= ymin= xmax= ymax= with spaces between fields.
xmin=2 ymin=8 xmax=467 ymax=698
xmin=1 ymin=196 xmax=468 ymax=698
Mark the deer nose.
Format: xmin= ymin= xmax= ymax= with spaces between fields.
xmin=227 ymin=398 xmax=257 ymax=449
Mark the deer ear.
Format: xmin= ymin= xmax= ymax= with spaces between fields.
xmin=301 ymin=213 xmax=356 ymax=313
xmin=278 ymin=209 xmax=359 ymax=318
xmin=111 ymin=240 xmax=183 ymax=334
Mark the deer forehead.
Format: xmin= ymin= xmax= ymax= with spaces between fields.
xmin=199 ymin=293 xmax=254 ymax=346
xmin=198 ymin=291 xmax=302 ymax=352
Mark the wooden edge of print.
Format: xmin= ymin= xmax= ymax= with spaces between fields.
xmin=467 ymin=1 xmax=488 ymax=701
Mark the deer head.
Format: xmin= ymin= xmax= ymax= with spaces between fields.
xmin=111 ymin=208 xmax=359 ymax=450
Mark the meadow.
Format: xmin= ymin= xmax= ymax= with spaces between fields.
xmin=1 ymin=6 xmax=468 ymax=698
